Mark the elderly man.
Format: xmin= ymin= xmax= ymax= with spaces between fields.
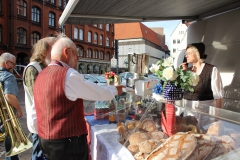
xmin=0 ymin=52 xmax=23 ymax=160
xmin=23 ymin=37 xmax=56 ymax=160
xmin=33 ymin=34 xmax=123 ymax=160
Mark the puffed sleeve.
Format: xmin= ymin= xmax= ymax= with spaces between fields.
xmin=211 ymin=67 xmax=224 ymax=99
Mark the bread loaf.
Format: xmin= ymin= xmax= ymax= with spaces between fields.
xmin=214 ymin=135 xmax=236 ymax=149
xmin=149 ymin=131 xmax=167 ymax=141
xmin=138 ymin=140 xmax=159 ymax=154
xmin=187 ymin=134 xmax=215 ymax=160
xmin=134 ymin=152 xmax=149 ymax=160
xmin=205 ymin=141 xmax=232 ymax=160
xmin=134 ymin=120 xmax=143 ymax=129
xmin=117 ymin=122 xmax=125 ymax=128
xmin=142 ymin=119 xmax=156 ymax=132
xmin=117 ymin=125 xmax=127 ymax=135
xmin=207 ymin=121 xmax=224 ymax=136
xmin=177 ymin=124 xmax=189 ymax=132
xmin=176 ymin=116 xmax=187 ymax=125
xmin=126 ymin=121 xmax=135 ymax=130
xmin=230 ymin=132 xmax=240 ymax=145
xmin=146 ymin=132 xmax=197 ymax=160
xmin=127 ymin=144 xmax=139 ymax=154
xmin=129 ymin=132 xmax=150 ymax=146
xmin=185 ymin=116 xmax=198 ymax=126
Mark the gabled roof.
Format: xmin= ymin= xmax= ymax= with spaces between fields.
xmin=115 ymin=22 xmax=161 ymax=46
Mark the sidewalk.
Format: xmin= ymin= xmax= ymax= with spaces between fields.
xmin=0 ymin=84 xmax=32 ymax=160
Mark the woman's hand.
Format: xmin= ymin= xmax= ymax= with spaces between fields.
xmin=181 ymin=62 xmax=188 ymax=70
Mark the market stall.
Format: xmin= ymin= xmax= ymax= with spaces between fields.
xmin=85 ymin=96 xmax=240 ymax=160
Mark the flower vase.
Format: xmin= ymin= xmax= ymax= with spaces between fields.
xmin=161 ymin=83 xmax=181 ymax=136
xmin=163 ymin=82 xmax=183 ymax=101
xmin=161 ymin=101 xmax=177 ymax=136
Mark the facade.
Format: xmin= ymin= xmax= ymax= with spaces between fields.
xmin=0 ymin=0 xmax=114 ymax=74
xmin=170 ymin=21 xmax=188 ymax=57
xmin=112 ymin=22 xmax=167 ymax=73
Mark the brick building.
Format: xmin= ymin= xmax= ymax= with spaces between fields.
xmin=0 ymin=0 xmax=114 ymax=74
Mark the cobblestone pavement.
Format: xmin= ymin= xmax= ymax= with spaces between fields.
xmin=0 ymin=83 xmax=32 ymax=160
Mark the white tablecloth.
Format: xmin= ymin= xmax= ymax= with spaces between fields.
xmin=90 ymin=124 xmax=135 ymax=160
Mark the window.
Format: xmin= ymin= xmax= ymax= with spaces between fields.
xmin=173 ymin=49 xmax=176 ymax=53
xmin=100 ymin=51 xmax=104 ymax=59
xmin=94 ymin=33 xmax=98 ymax=44
xmin=173 ymin=39 xmax=176 ymax=44
xmin=0 ymin=0 xmax=2 ymax=13
xmin=49 ymin=12 xmax=55 ymax=27
xmin=88 ymin=31 xmax=92 ymax=43
xmin=99 ymin=24 xmax=102 ymax=29
xmin=179 ymin=31 xmax=184 ymax=34
xmin=74 ymin=27 xmax=78 ymax=39
xmin=63 ymin=0 xmax=67 ymax=8
xmin=32 ymin=7 xmax=40 ymax=23
xmin=112 ymin=25 xmax=114 ymax=32
xmin=105 ymin=52 xmax=110 ymax=60
xmin=106 ymin=24 xmax=109 ymax=31
xmin=112 ymin=41 xmax=114 ymax=48
xmin=17 ymin=0 xmax=27 ymax=17
xmin=100 ymin=35 xmax=103 ymax=45
xmin=17 ymin=27 xmax=26 ymax=44
xmin=93 ymin=50 xmax=98 ymax=59
xmin=106 ymin=37 xmax=109 ymax=46
xmin=177 ymin=39 xmax=180 ymax=44
xmin=76 ymin=46 xmax=83 ymax=57
xmin=31 ymin=32 xmax=40 ymax=46
xmin=86 ymin=49 xmax=92 ymax=58
xmin=93 ymin=24 xmax=97 ymax=27
xmin=79 ymin=29 xmax=83 ymax=40
xmin=47 ymin=0 xmax=55 ymax=3
xmin=59 ymin=0 xmax=62 ymax=6
xmin=0 ymin=25 xmax=2 ymax=43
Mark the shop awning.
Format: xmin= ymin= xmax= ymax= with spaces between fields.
xmin=59 ymin=0 xmax=240 ymax=26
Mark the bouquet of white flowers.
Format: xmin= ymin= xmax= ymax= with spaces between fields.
xmin=150 ymin=57 xmax=199 ymax=100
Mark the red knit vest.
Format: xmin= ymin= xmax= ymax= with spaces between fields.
xmin=34 ymin=65 xmax=87 ymax=139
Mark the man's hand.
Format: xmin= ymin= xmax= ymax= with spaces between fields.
xmin=115 ymin=85 xmax=125 ymax=95
xmin=4 ymin=94 xmax=23 ymax=118
xmin=17 ymin=109 xmax=23 ymax=118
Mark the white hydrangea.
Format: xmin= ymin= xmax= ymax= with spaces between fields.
xmin=162 ymin=57 xmax=173 ymax=67
xmin=150 ymin=63 xmax=160 ymax=73
xmin=189 ymin=72 xmax=199 ymax=86
xmin=162 ymin=67 xmax=178 ymax=81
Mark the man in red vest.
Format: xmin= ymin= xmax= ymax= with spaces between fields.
xmin=33 ymin=34 xmax=123 ymax=160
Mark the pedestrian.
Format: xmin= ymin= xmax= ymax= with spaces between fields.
xmin=23 ymin=37 xmax=56 ymax=160
xmin=33 ymin=34 xmax=123 ymax=160
xmin=0 ymin=52 xmax=23 ymax=160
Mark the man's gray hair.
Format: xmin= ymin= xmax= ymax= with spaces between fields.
xmin=51 ymin=33 xmax=76 ymax=58
xmin=0 ymin=52 xmax=16 ymax=65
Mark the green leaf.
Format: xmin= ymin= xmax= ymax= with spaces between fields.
xmin=189 ymin=88 xmax=194 ymax=93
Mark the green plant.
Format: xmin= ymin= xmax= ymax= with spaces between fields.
xmin=150 ymin=57 xmax=199 ymax=92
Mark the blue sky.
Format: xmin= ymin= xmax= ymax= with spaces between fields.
xmin=142 ymin=20 xmax=180 ymax=46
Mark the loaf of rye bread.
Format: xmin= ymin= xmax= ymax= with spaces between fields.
xmin=187 ymin=134 xmax=215 ymax=160
xmin=146 ymin=132 xmax=197 ymax=160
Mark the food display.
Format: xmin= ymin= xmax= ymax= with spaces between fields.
xmin=115 ymin=101 xmax=240 ymax=160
